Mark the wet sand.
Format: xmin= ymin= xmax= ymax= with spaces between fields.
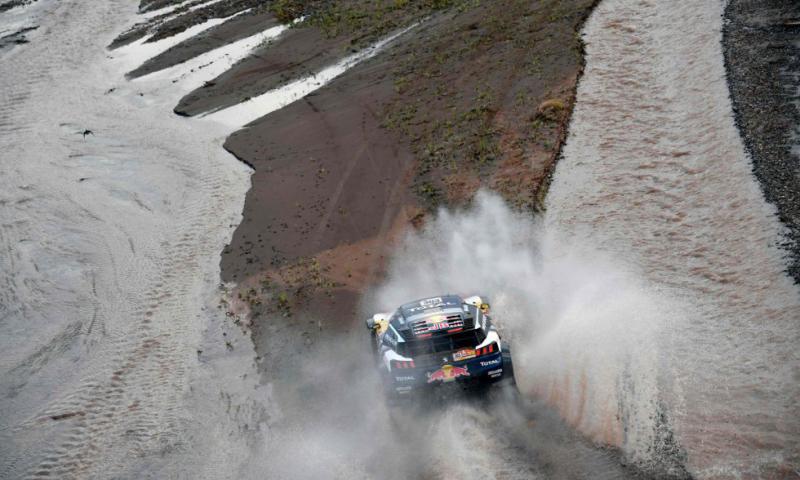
xmin=723 ymin=0 xmax=800 ymax=283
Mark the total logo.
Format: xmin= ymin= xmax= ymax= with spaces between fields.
xmin=427 ymin=364 xmax=469 ymax=383
xmin=395 ymin=376 xmax=415 ymax=382
xmin=480 ymin=358 xmax=501 ymax=367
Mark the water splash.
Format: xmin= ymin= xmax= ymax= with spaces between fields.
xmin=368 ymin=192 xmax=688 ymax=473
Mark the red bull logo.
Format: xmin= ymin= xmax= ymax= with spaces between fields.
xmin=427 ymin=364 xmax=469 ymax=383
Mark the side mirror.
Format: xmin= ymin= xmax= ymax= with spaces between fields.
xmin=365 ymin=317 xmax=376 ymax=330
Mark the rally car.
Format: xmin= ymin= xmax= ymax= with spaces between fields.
xmin=366 ymin=294 xmax=515 ymax=401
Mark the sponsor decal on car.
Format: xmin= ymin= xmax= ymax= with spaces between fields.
xmin=480 ymin=358 xmax=501 ymax=367
xmin=407 ymin=297 xmax=445 ymax=313
xmin=488 ymin=368 xmax=503 ymax=378
xmin=395 ymin=376 xmax=415 ymax=382
xmin=453 ymin=348 xmax=476 ymax=361
xmin=414 ymin=315 xmax=464 ymax=335
xmin=420 ymin=297 xmax=444 ymax=308
xmin=427 ymin=320 xmax=451 ymax=331
xmin=427 ymin=364 xmax=469 ymax=383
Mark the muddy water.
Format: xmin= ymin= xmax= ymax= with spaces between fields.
xmin=0 ymin=1 xmax=266 ymax=478
xmin=546 ymin=0 xmax=800 ymax=477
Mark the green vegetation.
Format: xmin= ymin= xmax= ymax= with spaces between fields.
xmin=375 ymin=0 xmax=593 ymax=211
xmin=270 ymin=0 xmax=465 ymax=46
xmin=235 ymin=257 xmax=339 ymax=319
xmin=270 ymin=0 xmax=304 ymax=23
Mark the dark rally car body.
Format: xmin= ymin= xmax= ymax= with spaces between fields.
xmin=366 ymin=295 xmax=515 ymax=400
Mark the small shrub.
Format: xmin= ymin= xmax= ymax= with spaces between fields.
xmin=271 ymin=0 xmax=304 ymax=23
xmin=537 ymin=98 xmax=565 ymax=113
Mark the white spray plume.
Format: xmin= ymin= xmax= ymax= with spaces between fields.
xmin=368 ymin=191 xmax=686 ymax=469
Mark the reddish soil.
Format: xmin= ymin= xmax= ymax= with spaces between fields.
xmin=220 ymin=58 xmax=417 ymax=312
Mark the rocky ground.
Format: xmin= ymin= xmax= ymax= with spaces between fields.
xmin=723 ymin=0 xmax=800 ymax=283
